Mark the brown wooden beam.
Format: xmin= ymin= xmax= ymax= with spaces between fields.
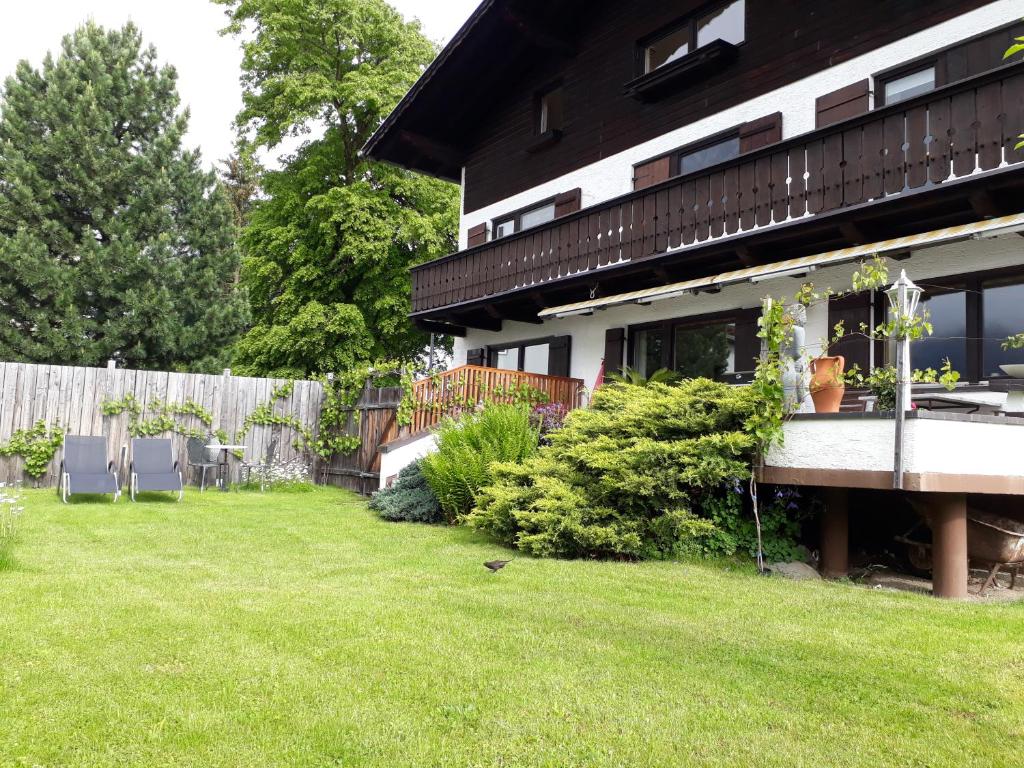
xmin=416 ymin=319 xmax=466 ymax=337
xmin=395 ymin=129 xmax=463 ymax=170
xmin=820 ymin=487 xmax=849 ymax=578
xmin=452 ymin=312 xmax=502 ymax=332
xmin=968 ymin=189 xmax=1002 ymax=219
xmin=838 ymin=221 xmax=870 ymax=245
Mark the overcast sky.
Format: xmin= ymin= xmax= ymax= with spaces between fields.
xmin=0 ymin=0 xmax=479 ymax=169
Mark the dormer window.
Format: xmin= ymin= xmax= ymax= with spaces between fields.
xmin=539 ymin=86 xmax=564 ymax=134
xmin=643 ymin=0 xmax=745 ymax=74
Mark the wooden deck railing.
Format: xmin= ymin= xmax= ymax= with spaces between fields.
xmin=406 ymin=365 xmax=585 ymax=436
xmin=412 ymin=63 xmax=1024 ymax=313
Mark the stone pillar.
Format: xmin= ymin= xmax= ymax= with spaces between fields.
xmin=820 ymin=487 xmax=849 ymax=578
xmin=928 ymin=493 xmax=969 ymax=599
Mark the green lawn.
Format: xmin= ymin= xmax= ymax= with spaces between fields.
xmin=1 ymin=487 xmax=1022 ymax=767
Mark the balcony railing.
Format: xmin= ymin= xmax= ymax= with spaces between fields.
xmin=412 ymin=63 xmax=1024 ymax=314
xmin=406 ymin=364 xmax=584 ymax=436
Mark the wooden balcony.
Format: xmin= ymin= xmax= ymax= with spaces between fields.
xmin=413 ymin=63 xmax=1024 ymax=327
xmin=406 ymin=365 xmax=584 ymax=436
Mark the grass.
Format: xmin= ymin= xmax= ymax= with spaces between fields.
xmin=1 ymin=486 xmax=1023 ymax=767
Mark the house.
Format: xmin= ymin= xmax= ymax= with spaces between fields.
xmin=366 ymin=0 xmax=1024 ymax=596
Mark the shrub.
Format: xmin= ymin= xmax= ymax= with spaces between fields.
xmin=468 ymin=379 xmax=787 ymax=560
xmin=421 ymin=404 xmax=540 ymax=523
xmin=369 ymin=460 xmax=443 ymax=524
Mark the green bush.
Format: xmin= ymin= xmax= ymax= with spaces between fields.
xmin=421 ymin=404 xmax=540 ymax=523
xmin=369 ymin=460 xmax=443 ymax=524
xmin=468 ymin=379 xmax=789 ymax=560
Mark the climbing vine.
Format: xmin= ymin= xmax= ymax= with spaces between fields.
xmin=100 ymin=393 xmax=215 ymax=438
xmin=236 ymin=380 xmax=317 ymax=457
xmin=0 ymin=420 xmax=65 ymax=478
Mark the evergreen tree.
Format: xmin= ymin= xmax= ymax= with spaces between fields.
xmin=0 ymin=22 xmax=248 ymax=370
xmin=217 ymin=0 xmax=459 ymax=377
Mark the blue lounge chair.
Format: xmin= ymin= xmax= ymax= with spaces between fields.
xmin=129 ymin=438 xmax=183 ymax=502
xmin=59 ymin=435 xmax=120 ymax=503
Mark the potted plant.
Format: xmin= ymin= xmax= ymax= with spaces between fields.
xmin=844 ymin=359 xmax=959 ymax=411
xmin=809 ymin=355 xmax=845 ymax=413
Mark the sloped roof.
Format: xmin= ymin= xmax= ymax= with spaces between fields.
xmin=363 ymin=0 xmax=581 ymax=181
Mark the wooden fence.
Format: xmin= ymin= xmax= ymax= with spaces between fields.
xmin=407 ymin=365 xmax=585 ymax=436
xmin=0 ymin=362 xmax=326 ymax=489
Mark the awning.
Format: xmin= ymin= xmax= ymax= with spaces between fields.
xmin=538 ymin=213 xmax=1024 ymax=319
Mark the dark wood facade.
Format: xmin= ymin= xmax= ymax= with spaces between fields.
xmin=411 ymin=63 xmax=1024 ymax=326
xmin=459 ymin=0 xmax=992 ymax=213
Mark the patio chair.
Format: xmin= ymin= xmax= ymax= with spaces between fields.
xmin=186 ymin=436 xmax=224 ymax=492
xmin=129 ymin=438 xmax=183 ymax=502
xmin=240 ymin=436 xmax=278 ymax=492
xmin=58 ymin=435 xmax=120 ymax=503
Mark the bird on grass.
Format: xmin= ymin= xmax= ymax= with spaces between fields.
xmin=484 ymin=558 xmax=514 ymax=573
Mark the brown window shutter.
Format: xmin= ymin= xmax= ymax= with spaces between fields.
xmin=467 ymin=222 xmax=488 ymax=247
xmin=738 ymin=112 xmax=783 ymax=153
xmin=632 ymin=156 xmax=671 ymax=191
xmin=815 ymin=80 xmax=869 ymax=129
xmin=603 ymin=328 xmax=625 ymax=377
xmin=553 ymin=188 xmax=582 ymax=218
xmin=547 ymin=335 xmax=572 ymax=377
xmin=466 ymin=347 xmax=486 ymax=367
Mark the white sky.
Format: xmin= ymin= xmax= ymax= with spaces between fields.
xmin=0 ymin=0 xmax=479 ymax=169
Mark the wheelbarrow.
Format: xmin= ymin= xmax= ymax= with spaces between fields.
xmin=896 ymin=507 xmax=1024 ymax=595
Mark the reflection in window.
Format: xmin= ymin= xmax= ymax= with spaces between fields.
xmin=680 ymin=136 xmax=741 ymax=175
xmin=494 ymin=347 xmax=520 ymax=371
xmin=519 ymin=203 xmax=556 ymax=230
xmin=522 ymin=344 xmax=550 ymax=375
xmin=673 ymin=323 xmax=735 ymax=379
xmin=634 ymin=328 xmax=665 ymax=378
xmin=646 ymin=26 xmax=690 ymax=72
xmin=883 ymin=67 xmax=935 ymax=104
xmin=983 ymin=280 xmax=1024 ymax=376
xmin=494 ymin=219 xmax=515 ymax=239
xmin=697 ymin=0 xmax=745 ymax=48
xmin=913 ymin=291 xmax=966 ymax=373
xmin=644 ymin=0 xmax=744 ymax=74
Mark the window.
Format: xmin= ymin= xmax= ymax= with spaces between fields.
xmin=519 ymin=203 xmax=556 ymax=230
xmin=493 ymin=347 xmax=520 ymax=371
xmin=539 ymin=87 xmax=564 ymax=134
xmin=881 ymin=66 xmax=936 ymax=105
xmin=494 ymin=218 xmax=516 ymax=239
xmin=911 ymin=289 xmax=967 ymax=374
xmin=522 ymin=344 xmax=550 ymax=375
xmin=696 ymin=0 xmax=746 ymax=48
xmin=633 ymin=327 xmax=666 ymax=378
xmin=630 ymin=311 xmax=758 ymax=380
xmin=680 ymin=135 xmax=741 ymax=175
xmin=673 ymin=322 xmax=735 ymax=379
xmin=982 ymin=277 xmax=1024 ymax=377
xmin=485 ymin=336 xmax=570 ymax=377
xmin=644 ymin=0 xmax=745 ymax=74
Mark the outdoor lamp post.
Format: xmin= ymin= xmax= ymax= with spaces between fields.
xmin=885 ymin=270 xmax=923 ymax=489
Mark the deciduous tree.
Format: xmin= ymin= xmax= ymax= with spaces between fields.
xmin=217 ymin=0 xmax=459 ymax=377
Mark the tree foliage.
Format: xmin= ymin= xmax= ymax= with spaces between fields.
xmin=216 ymin=0 xmax=460 ymax=377
xmin=0 ymin=22 xmax=247 ymax=370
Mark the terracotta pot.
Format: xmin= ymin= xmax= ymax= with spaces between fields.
xmin=809 ymin=355 xmax=845 ymax=413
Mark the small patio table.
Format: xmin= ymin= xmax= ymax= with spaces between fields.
xmin=205 ymin=444 xmax=246 ymax=491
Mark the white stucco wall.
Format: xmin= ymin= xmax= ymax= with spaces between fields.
xmin=379 ymin=432 xmax=437 ymax=490
xmin=767 ymin=416 xmax=1024 ymax=478
xmin=458 ymin=1 xmax=1020 ymax=248
xmin=453 ymin=234 xmax=1024 ymax=391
